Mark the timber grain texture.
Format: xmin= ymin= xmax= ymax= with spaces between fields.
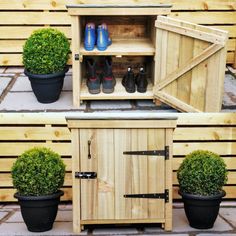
xmin=0 ymin=113 xmax=236 ymax=202
xmin=0 ymin=0 xmax=235 ymax=67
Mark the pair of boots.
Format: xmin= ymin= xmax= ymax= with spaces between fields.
xmin=122 ymin=67 xmax=148 ymax=93
xmin=84 ymin=23 xmax=112 ymax=51
xmin=86 ymin=57 xmax=116 ymax=94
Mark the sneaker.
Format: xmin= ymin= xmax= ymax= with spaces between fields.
xmin=86 ymin=59 xmax=101 ymax=94
xmin=136 ymin=67 xmax=148 ymax=93
xmin=122 ymin=67 xmax=135 ymax=93
xmin=97 ymin=25 xmax=108 ymax=51
xmin=84 ymin=23 xmax=96 ymax=51
xmin=101 ymin=57 xmax=116 ymax=93
xmin=101 ymin=23 xmax=112 ymax=46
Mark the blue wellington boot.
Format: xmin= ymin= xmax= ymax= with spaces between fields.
xmin=84 ymin=23 xmax=96 ymax=51
xmin=97 ymin=25 xmax=108 ymax=51
xmin=101 ymin=23 xmax=112 ymax=46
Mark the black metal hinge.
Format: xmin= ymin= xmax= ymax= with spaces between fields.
xmin=124 ymin=189 xmax=169 ymax=202
xmin=75 ymin=172 xmax=97 ymax=179
xmin=75 ymin=54 xmax=80 ymax=60
xmin=123 ymin=146 xmax=169 ymax=160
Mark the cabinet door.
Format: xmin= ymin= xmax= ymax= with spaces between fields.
xmin=153 ymin=16 xmax=228 ymax=112
xmin=79 ymin=128 xmax=166 ymax=221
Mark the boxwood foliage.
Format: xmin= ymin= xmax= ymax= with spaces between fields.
xmin=23 ymin=28 xmax=70 ymax=74
xmin=11 ymin=147 xmax=65 ymax=196
xmin=177 ymin=150 xmax=227 ymax=196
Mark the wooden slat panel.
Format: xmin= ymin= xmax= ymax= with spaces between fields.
xmin=0 ymin=12 xmax=70 ymax=25
xmin=172 ymin=157 xmax=236 ymax=171
xmin=0 ymin=143 xmax=71 ymax=156
xmin=0 ymin=172 xmax=72 ymax=187
xmin=173 ymin=142 xmax=235 ymax=156
xmin=174 ymin=127 xmax=236 ymax=141
xmin=0 ymin=158 xmax=72 ymax=172
xmin=170 ymin=12 xmax=236 ymax=24
xmin=0 ymin=127 xmax=70 ymax=140
xmin=0 ymin=26 xmax=71 ymax=39
xmin=0 ymin=187 xmax=72 ymax=202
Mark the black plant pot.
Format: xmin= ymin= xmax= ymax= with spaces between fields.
xmin=179 ymin=190 xmax=225 ymax=229
xmin=14 ymin=190 xmax=64 ymax=232
xmin=24 ymin=67 xmax=69 ymax=103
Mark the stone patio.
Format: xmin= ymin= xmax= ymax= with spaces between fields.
xmin=0 ymin=66 xmax=235 ymax=112
xmin=1 ymin=203 xmax=236 ymax=236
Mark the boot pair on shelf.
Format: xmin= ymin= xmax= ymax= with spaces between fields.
xmin=84 ymin=23 xmax=112 ymax=51
xmin=86 ymin=57 xmax=116 ymax=94
xmin=122 ymin=67 xmax=148 ymax=93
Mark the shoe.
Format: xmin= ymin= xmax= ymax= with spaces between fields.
xmin=122 ymin=67 xmax=135 ymax=93
xmin=97 ymin=25 xmax=108 ymax=51
xmin=84 ymin=23 xmax=96 ymax=51
xmin=101 ymin=57 xmax=116 ymax=93
xmin=86 ymin=59 xmax=101 ymax=94
xmin=136 ymin=67 xmax=148 ymax=93
xmin=101 ymin=23 xmax=112 ymax=46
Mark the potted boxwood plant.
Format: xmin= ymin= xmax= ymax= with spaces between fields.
xmin=11 ymin=147 xmax=65 ymax=232
xmin=23 ymin=28 xmax=70 ymax=103
xmin=177 ymin=150 xmax=228 ymax=229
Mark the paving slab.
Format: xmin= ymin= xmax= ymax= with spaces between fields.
xmin=223 ymin=74 xmax=236 ymax=108
xmin=0 ymin=222 xmax=79 ymax=236
xmin=0 ymin=91 xmax=84 ymax=111
xmin=0 ymin=67 xmax=6 ymax=73
xmin=5 ymin=211 xmax=23 ymax=223
xmin=197 ymin=234 xmax=236 ymax=236
xmin=219 ymin=208 xmax=236 ymax=227
xmin=90 ymin=100 xmax=132 ymax=110
xmin=0 ymin=211 xmax=9 ymax=220
xmin=172 ymin=208 xmax=232 ymax=232
xmin=55 ymin=210 xmax=72 ymax=222
xmin=0 ymin=77 xmax=12 ymax=96
xmin=5 ymin=67 xmax=24 ymax=73
xmin=92 ymin=227 xmax=138 ymax=235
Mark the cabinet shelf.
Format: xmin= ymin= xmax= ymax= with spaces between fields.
xmin=80 ymin=38 xmax=155 ymax=56
xmin=80 ymin=78 xmax=153 ymax=100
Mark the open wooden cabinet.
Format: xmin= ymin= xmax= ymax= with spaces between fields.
xmin=67 ymin=4 xmax=228 ymax=111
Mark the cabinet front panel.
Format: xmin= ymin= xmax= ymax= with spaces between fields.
xmin=80 ymin=128 xmax=165 ymax=221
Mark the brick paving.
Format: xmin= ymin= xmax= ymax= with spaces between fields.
xmin=1 ymin=203 xmax=236 ymax=235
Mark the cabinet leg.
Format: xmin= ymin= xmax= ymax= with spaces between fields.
xmin=164 ymin=219 xmax=172 ymax=231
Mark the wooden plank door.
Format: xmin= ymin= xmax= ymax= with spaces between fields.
xmin=154 ymin=16 xmax=228 ymax=112
xmin=114 ymin=128 xmax=166 ymax=221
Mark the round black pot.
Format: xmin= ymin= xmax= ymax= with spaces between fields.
xmin=24 ymin=67 xmax=69 ymax=103
xmin=14 ymin=190 xmax=64 ymax=232
xmin=179 ymin=190 xmax=225 ymax=229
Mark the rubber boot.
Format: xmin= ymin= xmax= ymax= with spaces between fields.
xmin=84 ymin=23 xmax=96 ymax=51
xmin=122 ymin=67 xmax=135 ymax=93
xmin=86 ymin=59 xmax=101 ymax=94
xmin=136 ymin=67 xmax=148 ymax=93
xmin=97 ymin=25 xmax=108 ymax=51
xmin=101 ymin=23 xmax=112 ymax=46
xmin=101 ymin=57 xmax=116 ymax=93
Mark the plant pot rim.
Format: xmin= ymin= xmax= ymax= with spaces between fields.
xmin=24 ymin=66 xmax=69 ymax=79
xmin=178 ymin=190 xmax=226 ymax=200
xmin=14 ymin=190 xmax=64 ymax=201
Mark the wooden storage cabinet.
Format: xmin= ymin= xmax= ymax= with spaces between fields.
xmin=67 ymin=116 xmax=177 ymax=233
xmin=67 ymin=3 xmax=228 ymax=112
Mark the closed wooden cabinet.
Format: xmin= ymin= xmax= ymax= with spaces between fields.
xmin=67 ymin=116 xmax=177 ymax=233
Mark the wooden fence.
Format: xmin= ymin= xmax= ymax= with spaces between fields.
xmin=0 ymin=113 xmax=236 ymax=202
xmin=0 ymin=0 xmax=235 ymax=68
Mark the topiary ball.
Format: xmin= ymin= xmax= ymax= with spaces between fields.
xmin=11 ymin=147 xmax=65 ymax=196
xmin=177 ymin=150 xmax=227 ymax=196
xmin=23 ymin=28 xmax=70 ymax=74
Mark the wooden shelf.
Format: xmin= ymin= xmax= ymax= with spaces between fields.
xmin=80 ymin=77 xmax=153 ymax=100
xmin=80 ymin=38 xmax=155 ymax=56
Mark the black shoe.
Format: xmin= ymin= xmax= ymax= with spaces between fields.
xmin=136 ymin=67 xmax=148 ymax=93
xmin=101 ymin=57 xmax=116 ymax=94
xmin=122 ymin=67 xmax=135 ymax=93
xmin=86 ymin=59 xmax=101 ymax=94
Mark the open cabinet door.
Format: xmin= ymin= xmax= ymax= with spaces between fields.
xmin=154 ymin=16 xmax=228 ymax=112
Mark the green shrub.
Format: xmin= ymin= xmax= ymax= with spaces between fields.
xmin=11 ymin=147 xmax=65 ymax=196
xmin=23 ymin=28 xmax=70 ymax=74
xmin=177 ymin=150 xmax=227 ymax=196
